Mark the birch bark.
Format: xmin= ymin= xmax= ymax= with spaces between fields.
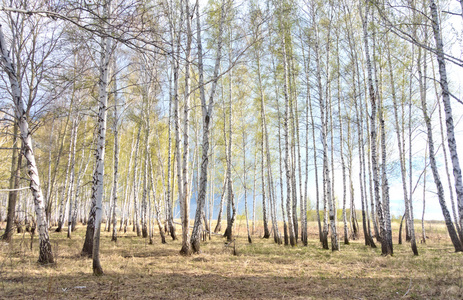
xmin=283 ymin=35 xmax=296 ymax=247
xmin=111 ymin=55 xmax=119 ymax=242
xmin=92 ymin=1 xmax=112 ymax=273
xmin=191 ymin=0 xmax=224 ymax=252
xmin=180 ymin=0 xmax=192 ymax=255
xmin=0 ymin=24 xmax=53 ymax=264
xmin=67 ymin=118 xmax=78 ymax=239
xmin=361 ymin=1 xmax=387 ymax=254
xmin=430 ymin=0 xmax=463 ymax=241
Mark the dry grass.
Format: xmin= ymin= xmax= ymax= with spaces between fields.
xmin=1 ymin=220 xmax=462 ymax=299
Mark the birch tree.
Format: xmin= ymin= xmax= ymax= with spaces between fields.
xmin=360 ymin=1 xmax=389 ymax=255
xmin=179 ymin=0 xmax=193 ymax=255
xmin=67 ymin=117 xmax=79 ymax=239
xmin=91 ymin=0 xmax=112 ymax=275
xmin=0 ymin=23 xmax=54 ymax=264
xmin=110 ymin=54 xmax=119 ymax=242
xmin=191 ymin=0 xmax=225 ymax=253
xmin=1 ymin=124 xmax=20 ymax=241
xmin=429 ymin=0 xmax=463 ymax=241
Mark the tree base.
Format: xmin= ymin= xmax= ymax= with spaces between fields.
xmin=180 ymin=245 xmax=192 ymax=256
xmin=38 ymin=241 xmax=54 ymax=265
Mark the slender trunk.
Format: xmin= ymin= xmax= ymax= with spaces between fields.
xmin=261 ymin=135 xmax=270 ymax=238
xmin=308 ymin=66 xmax=321 ymax=243
xmin=353 ymin=53 xmax=375 ymax=248
xmin=256 ymin=49 xmax=271 ymax=239
xmin=336 ymin=37 xmax=348 ymax=245
xmin=2 ymin=124 xmax=19 ymax=242
xmin=422 ymin=143 xmax=427 ymax=244
xmin=208 ymin=140 xmax=214 ymax=240
xmin=361 ymin=2 xmax=386 ymax=254
xmin=166 ymin=84 xmax=176 ymax=239
xmin=67 ymin=118 xmax=78 ymax=239
xmin=379 ymin=85 xmax=393 ymax=255
xmin=56 ymin=122 xmax=74 ymax=232
xmin=149 ymin=154 xmax=166 ymax=244
xmin=313 ymin=15 xmax=328 ymax=249
xmin=288 ymin=54 xmax=299 ymax=244
xmin=437 ymin=89 xmax=462 ymax=237
xmin=47 ymin=102 xmax=74 ymax=223
xmin=252 ymin=150 xmax=257 ymax=235
xmin=0 ymin=24 xmax=54 ymax=264
xmin=326 ymin=57 xmax=338 ymax=251
xmin=276 ymin=83 xmax=289 ymax=245
xmin=224 ymin=63 xmax=236 ymax=241
xmin=92 ymin=8 xmax=111 ymax=273
xmin=344 ymin=4 xmax=363 ymax=243
xmin=191 ymin=0 xmax=224 ymax=252
xmin=73 ymin=136 xmax=92 ymax=231
xmin=121 ymin=132 xmax=136 ymax=233
xmin=45 ymin=120 xmax=55 ymax=224
xmin=347 ymin=116 xmax=359 ymax=240
xmin=283 ymin=36 xmax=296 ymax=247
xmin=430 ymin=0 xmax=463 ymax=241
xmin=179 ymin=0 xmax=192 ymax=255
xmin=301 ymin=36 xmax=310 ymax=246
xmin=295 ymin=76 xmax=304 ymax=246
xmin=111 ymin=56 xmax=119 ymax=242
xmin=243 ymin=131 xmax=252 ymax=243
xmin=173 ymin=0 xmax=185 ymax=243
xmin=166 ymin=0 xmax=181 ymax=241
xmin=141 ymin=127 xmax=149 ymax=238
xmin=260 ymin=97 xmax=270 ymax=239
xmin=133 ymin=126 xmax=142 ymax=236
xmin=419 ymin=39 xmax=462 ymax=252
xmin=214 ymin=176 xmax=227 ymax=233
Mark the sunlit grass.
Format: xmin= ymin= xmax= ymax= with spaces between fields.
xmin=0 ymin=220 xmax=462 ymax=299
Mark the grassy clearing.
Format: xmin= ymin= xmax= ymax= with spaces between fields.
xmin=1 ymin=220 xmax=462 ymax=299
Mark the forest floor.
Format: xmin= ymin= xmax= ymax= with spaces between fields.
xmin=1 ymin=220 xmax=462 ymax=299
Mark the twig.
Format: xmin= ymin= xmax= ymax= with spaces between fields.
xmin=0 ymin=187 xmax=30 ymax=192
xmin=403 ymin=278 xmax=412 ymax=297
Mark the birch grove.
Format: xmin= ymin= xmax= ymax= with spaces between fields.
xmin=3 ymin=0 xmax=463 ymax=274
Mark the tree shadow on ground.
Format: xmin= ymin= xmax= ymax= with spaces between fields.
xmin=1 ymin=270 xmax=456 ymax=299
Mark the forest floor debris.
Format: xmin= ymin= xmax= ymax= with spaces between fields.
xmin=0 ymin=220 xmax=462 ymax=299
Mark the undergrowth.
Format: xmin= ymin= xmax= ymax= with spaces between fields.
xmin=0 ymin=221 xmax=462 ymax=299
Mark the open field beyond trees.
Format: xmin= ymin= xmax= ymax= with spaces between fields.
xmin=1 ymin=220 xmax=462 ymax=299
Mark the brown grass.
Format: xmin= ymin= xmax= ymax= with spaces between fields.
xmin=1 ymin=220 xmax=462 ymax=299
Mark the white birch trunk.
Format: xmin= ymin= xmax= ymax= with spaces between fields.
xmin=419 ymin=58 xmax=463 ymax=252
xmin=301 ymin=39 xmax=311 ymax=246
xmin=243 ymin=130 xmax=252 ymax=243
xmin=283 ymin=36 xmax=296 ymax=247
xmin=430 ymin=0 xmax=463 ymax=242
xmin=111 ymin=55 xmax=119 ymax=242
xmin=336 ymin=36 xmax=348 ymax=245
xmin=0 ymin=24 xmax=53 ymax=264
xmin=350 ymin=41 xmax=375 ymax=247
xmin=72 ymin=136 xmax=92 ymax=231
xmin=92 ymin=11 xmax=111 ymax=273
xmin=260 ymin=75 xmax=270 ymax=239
xmin=120 ymin=133 xmax=135 ymax=232
xmin=133 ymin=126 xmax=142 ymax=236
xmin=56 ymin=123 xmax=73 ymax=232
xmin=67 ymin=118 xmax=78 ymax=239
xmin=361 ymin=2 xmax=387 ymax=254
xmin=180 ymin=0 xmax=192 ymax=255
xmin=148 ymin=153 xmax=167 ymax=244
xmin=191 ymin=0 xmax=224 ymax=252
xmin=276 ymin=98 xmax=289 ymax=245
xmin=141 ymin=127 xmax=149 ymax=238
